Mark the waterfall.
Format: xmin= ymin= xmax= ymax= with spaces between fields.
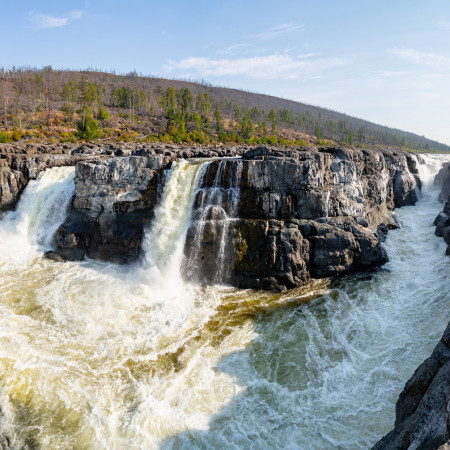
xmin=0 ymin=166 xmax=75 ymax=262
xmin=186 ymin=159 xmax=242 ymax=284
xmin=1 ymin=154 xmax=449 ymax=450
xmin=417 ymin=153 xmax=449 ymax=186
xmin=140 ymin=157 xmax=242 ymax=287
xmin=139 ymin=159 xmax=209 ymax=295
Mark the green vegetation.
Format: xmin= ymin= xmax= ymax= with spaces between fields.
xmin=0 ymin=66 xmax=448 ymax=152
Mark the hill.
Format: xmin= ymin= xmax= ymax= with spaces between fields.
xmin=0 ymin=66 xmax=448 ymax=152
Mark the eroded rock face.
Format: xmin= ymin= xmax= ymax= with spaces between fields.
xmin=435 ymin=162 xmax=450 ymax=202
xmin=54 ymin=156 xmax=168 ymax=263
xmin=0 ymin=143 xmax=108 ymax=211
xmin=372 ymin=322 xmax=450 ymax=450
xmin=48 ymin=145 xmax=420 ymax=290
xmin=0 ymin=164 xmax=26 ymax=210
xmin=0 ymin=142 xmax=249 ymax=212
xmin=184 ymin=147 xmax=416 ymax=290
xmin=434 ymin=164 xmax=450 ymax=255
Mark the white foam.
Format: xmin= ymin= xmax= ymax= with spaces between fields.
xmin=0 ymin=155 xmax=449 ymax=449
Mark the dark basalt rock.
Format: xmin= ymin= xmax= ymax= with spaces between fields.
xmin=434 ymin=163 xmax=450 ymax=255
xmin=372 ymin=322 xmax=450 ymax=450
xmin=4 ymin=143 xmax=421 ymax=290
xmin=53 ymin=157 xmax=163 ymax=263
xmin=184 ymin=146 xmax=415 ymax=289
xmin=184 ymin=218 xmax=311 ymax=291
xmin=434 ymin=163 xmax=450 ymax=202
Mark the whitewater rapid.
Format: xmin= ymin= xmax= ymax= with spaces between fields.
xmin=0 ymin=155 xmax=449 ymax=449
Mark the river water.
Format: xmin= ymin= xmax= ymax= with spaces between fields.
xmin=0 ymin=155 xmax=449 ymax=449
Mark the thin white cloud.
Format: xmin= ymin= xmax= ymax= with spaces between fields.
xmin=249 ymin=23 xmax=304 ymax=40
xmin=389 ymin=47 xmax=450 ymax=69
xmin=375 ymin=70 xmax=409 ymax=78
xmin=216 ymin=43 xmax=247 ymax=55
xmin=368 ymin=70 xmax=409 ymax=86
xmin=437 ymin=18 xmax=450 ymax=30
xmin=29 ymin=10 xmax=84 ymax=29
xmin=166 ymin=54 xmax=349 ymax=80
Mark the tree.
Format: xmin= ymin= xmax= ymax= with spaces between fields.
xmin=42 ymin=66 xmax=54 ymax=127
xmin=61 ymin=80 xmax=77 ymax=126
xmin=196 ymin=92 xmax=210 ymax=120
xmin=181 ymin=88 xmax=193 ymax=117
xmin=213 ymin=106 xmax=224 ymax=134
xmin=240 ymin=113 xmax=254 ymax=140
xmin=315 ymin=127 xmax=323 ymax=140
xmin=163 ymin=86 xmax=176 ymax=131
xmin=1 ymin=80 xmax=11 ymax=130
xmin=77 ymin=76 xmax=96 ymax=130
xmin=76 ymin=108 xmax=99 ymax=140
xmin=268 ymin=109 xmax=277 ymax=132
xmin=346 ymin=129 xmax=354 ymax=146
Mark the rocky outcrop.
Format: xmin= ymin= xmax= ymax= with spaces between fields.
xmin=3 ymin=142 xmax=420 ymax=290
xmin=434 ymin=163 xmax=450 ymax=255
xmin=53 ymin=156 xmax=168 ymax=263
xmin=184 ymin=146 xmax=418 ymax=290
xmin=0 ymin=142 xmax=102 ymax=211
xmin=373 ymin=322 xmax=450 ymax=450
xmin=0 ymin=142 xmax=248 ymax=212
xmin=49 ymin=145 xmax=421 ymax=290
xmin=434 ymin=163 xmax=450 ymax=202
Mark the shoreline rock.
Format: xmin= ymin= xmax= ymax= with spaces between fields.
xmin=434 ymin=163 xmax=450 ymax=255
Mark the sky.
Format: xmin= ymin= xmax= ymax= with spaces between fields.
xmin=2 ymin=0 xmax=450 ymax=144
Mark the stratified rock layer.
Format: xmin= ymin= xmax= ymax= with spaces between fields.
xmin=184 ymin=146 xmax=419 ymax=290
xmin=50 ymin=145 xmax=421 ymax=290
xmin=55 ymin=156 xmax=165 ymax=263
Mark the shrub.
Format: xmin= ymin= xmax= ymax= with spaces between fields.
xmin=76 ymin=114 xmax=99 ymax=140
xmin=0 ymin=131 xmax=9 ymax=143
xmin=59 ymin=132 xmax=78 ymax=143
xmin=97 ymin=107 xmax=109 ymax=121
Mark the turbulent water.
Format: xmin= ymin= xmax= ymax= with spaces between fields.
xmin=0 ymin=155 xmax=449 ymax=449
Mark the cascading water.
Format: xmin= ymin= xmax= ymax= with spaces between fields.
xmin=0 ymin=166 xmax=75 ymax=262
xmin=186 ymin=159 xmax=242 ymax=283
xmin=139 ymin=159 xmax=209 ymax=296
xmin=0 ymin=155 xmax=449 ymax=449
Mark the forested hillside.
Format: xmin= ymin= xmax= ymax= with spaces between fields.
xmin=0 ymin=66 xmax=448 ymax=152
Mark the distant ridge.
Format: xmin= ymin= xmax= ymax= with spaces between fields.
xmin=0 ymin=66 xmax=448 ymax=152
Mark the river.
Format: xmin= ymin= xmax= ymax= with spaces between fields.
xmin=0 ymin=154 xmax=449 ymax=449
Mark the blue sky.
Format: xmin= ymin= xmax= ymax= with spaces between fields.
xmin=2 ymin=0 xmax=450 ymax=144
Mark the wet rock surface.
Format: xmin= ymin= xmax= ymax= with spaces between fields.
xmin=434 ymin=164 xmax=450 ymax=255
xmin=373 ymin=322 xmax=450 ymax=450
xmin=0 ymin=142 xmax=248 ymax=212
xmin=185 ymin=146 xmax=416 ymax=290
xmin=1 ymin=143 xmax=421 ymax=290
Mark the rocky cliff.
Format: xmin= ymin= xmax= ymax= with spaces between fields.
xmin=434 ymin=163 xmax=450 ymax=255
xmin=48 ymin=145 xmax=421 ymax=290
xmin=183 ymin=147 xmax=419 ymax=289
xmin=0 ymin=142 xmax=248 ymax=213
xmin=373 ymin=322 xmax=450 ymax=450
